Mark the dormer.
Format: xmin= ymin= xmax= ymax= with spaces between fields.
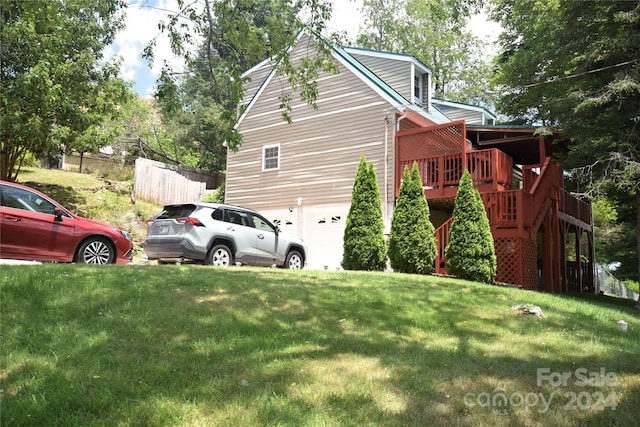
xmin=431 ymin=99 xmax=497 ymax=125
xmin=343 ymin=47 xmax=432 ymax=111
xmin=412 ymin=61 xmax=431 ymax=108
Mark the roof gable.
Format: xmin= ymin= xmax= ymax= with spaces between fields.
xmin=236 ymin=31 xmax=449 ymax=129
xmin=342 ymin=46 xmax=432 ymax=75
xmin=432 ymin=98 xmax=497 ymax=125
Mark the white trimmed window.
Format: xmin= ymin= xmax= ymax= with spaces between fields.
xmin=263 ymin=144 xmax=280 ymax=171
xmin=414 ymin=74 xmax=423 ymax=105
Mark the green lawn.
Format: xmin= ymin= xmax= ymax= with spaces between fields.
xmin=1 ymin=265 xmax=638 ymax=426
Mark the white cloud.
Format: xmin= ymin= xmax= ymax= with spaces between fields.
xmin=326 ymin=0 xmax=501 ymax=47
xmin=467 ymin=9 xmax=502 ymax=50
xmin=325 ymin=0 xmax=364 ymax=41
xmin=110 ymin=0 xmax=500 ymax=97
xmin=108 ymin=0 xmax=191 ymax=97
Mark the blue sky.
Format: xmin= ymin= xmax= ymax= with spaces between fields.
xmin=106 ymin=0 xmax=500 ymax=98
xmin=105 ymin=0 xmax=181 ymax=98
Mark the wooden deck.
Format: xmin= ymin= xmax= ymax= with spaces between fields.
xmin=398 ymin=146 xmax=592 ymax=292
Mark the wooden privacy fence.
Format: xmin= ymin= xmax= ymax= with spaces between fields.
xmin=134 ymin=158 xmax=223 ymax=206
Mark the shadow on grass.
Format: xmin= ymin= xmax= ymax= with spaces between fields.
xmin=564 ymin=291 xmax=638 ymax=309
xmin=2 ymin=266 xmax=639 ymax=426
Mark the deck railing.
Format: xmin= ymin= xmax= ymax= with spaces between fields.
xmin=397 ymin=148 xmax=513 ymax=197
xmin=481 ymin=190 xmax=523 ymax=230
xmin=561 ymin=190 xmax=592 ymax=225
xmin=522 ymin=160 xmax=592 ymax=226
xmin=432 ymin=156 xmax=592 ymax=276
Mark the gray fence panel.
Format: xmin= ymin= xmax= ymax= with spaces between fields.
xmin=134 ymin=158 xmax=210 ymax=206
xmin=595 ymin=264 xmax=639 ymax=301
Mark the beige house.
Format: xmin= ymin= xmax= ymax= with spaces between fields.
xmin=226 ymin=33 xmax=482 ymax=270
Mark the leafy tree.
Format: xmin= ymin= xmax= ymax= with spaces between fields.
xmin=106 ymin=97 xmax=162 ymax=165
xmin=356 ymin=0 xmax=494 ymax=106
xmin=144 ymin=0 xmax=339 ymax=164
xmin=388 ymin=162 xmax=437 ymax=274
xmin=90 ymin=96 xmax=194 ymax=168
xmin=446 ymin=169 xmax=496 ymax=283
xmin=204 ymin=183 xmax=225 ymax=204
xmin=0 ymin=0 xmax=131 ymax=181
xmin=356 ymin=0 xmax=407 ymax=51
xmin=591 ymin=197 xmax=623 ymax=265
xmin=342 ymin=157 xmax=387 ymax=271
xmin=490 ymin=0 xmax=640 ymax=300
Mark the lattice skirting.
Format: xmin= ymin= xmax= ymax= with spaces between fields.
xmin=494 ymin=237 xmax=538 ymax=289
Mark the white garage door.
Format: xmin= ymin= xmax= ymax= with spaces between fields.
xmin=303 ymin=207 xmax=349 ymax=270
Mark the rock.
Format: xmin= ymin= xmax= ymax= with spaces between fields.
xmin=617 ymin=320 xmax=627 ymax=332
xmin=511 ymin=305 xmax=544 ymax=318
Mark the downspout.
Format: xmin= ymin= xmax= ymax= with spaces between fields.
xmin=384 ymin=116 xmax=389 ymax=221
xmin=396 ymin=107 xmax=408 ymax=132
xmin=222 ymin=140 xmax=229 ymax=204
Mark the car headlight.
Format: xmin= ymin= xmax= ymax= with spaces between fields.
xmin=120 ymin=230 xmax=133 ymax=242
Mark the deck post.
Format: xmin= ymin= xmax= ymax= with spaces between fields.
xmin=552 ymin=192 xmax=562 ymax=293
xmin=492 ymin=150 xmax=499 ymax=191
xmin=462 ymin=121 xmax=467 ymax=174
xmin=575 ymin=230 xmax=583 ymax=293
xmin=439 ymin=156 xmax=445 ymax=197
xmin=538 ymin=136 xmax=546 ymax=164
xmin=587 ymin=231 xmax=595 ymax=293
xmin=542 ymin=211 xmax=553 ymax=292
xmin=559 ymin=221 xmax=570 ymax=293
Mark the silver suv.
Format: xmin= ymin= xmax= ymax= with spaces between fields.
xmin=143 ymin=203 xmax=306 ymax=268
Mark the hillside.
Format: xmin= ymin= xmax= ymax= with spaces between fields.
xmin=1 ymin=265 xmax=638 ymax=426
xmin=14 ymin=166 xmax=161 ymax=256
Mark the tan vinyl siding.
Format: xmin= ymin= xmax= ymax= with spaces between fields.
xmin=348 ymin=53 xmax=412 ymax=103
xmin=421 ymin=73 xmax=430 ymax=106
xmin=432 ymin=100 xmax=489 ymax=125
xmin=229 ymin=35 xmax=397 ymax=215
xmin=434 ymin=103 xmax=484 ymax=124
xmin=241 ymin=60 xmax=275 ymax=107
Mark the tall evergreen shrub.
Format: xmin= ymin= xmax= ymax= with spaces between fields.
xmin=342 ymin=156 xmax=387 ymax=271
xmin=445 ymin=169 xmax=496 ymax=283
xmin=388 ymin=162 xmax=436 ymax=274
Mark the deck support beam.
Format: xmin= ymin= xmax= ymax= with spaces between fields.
xmin=552 ymin=191 xmax=562 ymax=293
xmin=542 ymin=211 xmax=553 ymax=292
xmin=576 ymin=230 xmax=583 ymax=292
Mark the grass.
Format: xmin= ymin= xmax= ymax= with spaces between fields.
xmin=14 ymin=167 xmax=160 ymax=249
xmin=1 ymin=266 xmax=639 ymax=426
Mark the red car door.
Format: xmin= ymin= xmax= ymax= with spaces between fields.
xmin=0 ymin=184 xmax=76 ymax=261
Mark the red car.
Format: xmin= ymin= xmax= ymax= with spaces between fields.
xmin=0 ymin=180 xmax=133 ymax=264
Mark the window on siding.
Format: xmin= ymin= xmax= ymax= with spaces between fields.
xmin=263 ymin=144 xmax=280 ymax=171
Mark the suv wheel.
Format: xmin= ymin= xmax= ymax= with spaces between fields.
xmin=207 ymin=244 xmax=233 ymax=267
xmin=285 ymin=250 xmax=303 ymax=269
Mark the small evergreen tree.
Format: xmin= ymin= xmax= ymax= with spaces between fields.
xmin=446 ymin=169 xmax=496 ymax=283
xmin=342 ymin=156 xmax=387 ymax=271
xmin=388 ymin=162 xmax=436 ymax=274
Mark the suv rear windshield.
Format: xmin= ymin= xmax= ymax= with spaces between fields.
xmin=157 ymin=204 xmax=197 ymax=219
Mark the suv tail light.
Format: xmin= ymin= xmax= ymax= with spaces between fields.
xmin=176 ymin=217 xmax=204 ymax=226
